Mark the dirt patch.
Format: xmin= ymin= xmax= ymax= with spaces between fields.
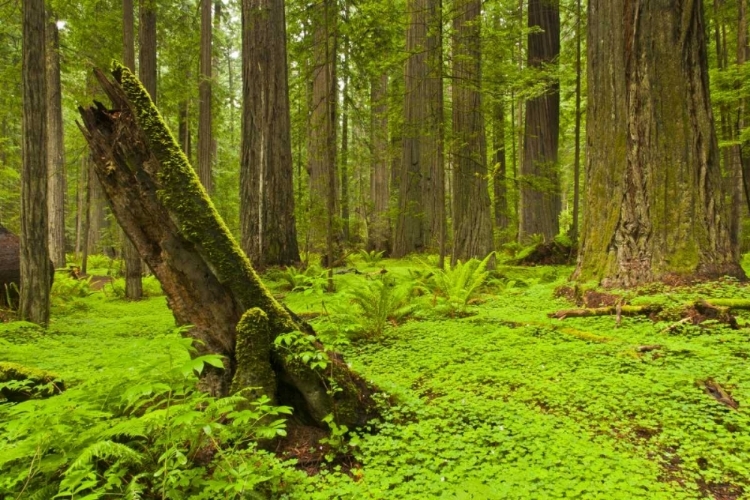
xmin=697 ymin=480 xmax=744 ymax=500
xmin=86 ymin=275 xmax=113 ymax=291
xmin=583 ymin=290 xmax=621 ymax=308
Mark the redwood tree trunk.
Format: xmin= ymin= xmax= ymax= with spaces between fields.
xmin=123 ymin=0 xmax=142 ymax=300
xmin=394 ymin=0 xmax=443 ymax=256
xmin=451 ymin=0 xmax=492 ymax=262
xmin=78 ymin=66 xmax=377 ymax=428
xmin=21 ymin=0 xmax=52 ymax=325
xmin=574 ymin=0 xmax=744 ymax=286
xmin=492 ymin=96 xmax=509 ymax=233
xmin=46 ymin=15 xmax=66 ymax=269
xmin=368 ymin=74 xmax=391 ymax=253
xmin=240 ymin=0 xmax=301 ymax=268
xmin=519 ymin=0 xmax=560 ymax=243
xmin=198 ymin=0 xmax=213 ymax=194
xmin=308 ymin=0 xmax=339 ymax=257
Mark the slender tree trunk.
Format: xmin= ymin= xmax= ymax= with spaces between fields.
xmin=308 ymin=0 xmax=339 ymax=260
xmin=340 ymin=26 xmax=350 ymax=243
xmin=574 ymin=0 xmax=744 ymax=286
xmin=240 ymin=0 xmax=301 ymax=268
xmin=121 ymin=0 xmax=143 ymax=300
xmin=46 ymin=15 xmax=66 ymax=269
xmin=81 ymin=155 xmax=92 ymax=275
xmin=451 ymin=0 xmax=492 ymax=263
xmin=519 ymin=0 xmax=560 ymax=243
xmin=139 ymin=0 xmax=157 ymax=99
xmin=368 ymin=74 xmax=391 ymax=253
xmin=20 ymin=0 xmax=52 ymax=325
xmin=570 ymin=0 xmax=582 ymax=245
xmin=198 ymin=0 xmax=213 ymax=194
xmin=75 ymin=156 xmax=85 ymax=260
xmin=492 ymin=96 xmax=508 ymax=234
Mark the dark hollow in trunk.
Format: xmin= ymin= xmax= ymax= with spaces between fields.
xmin=77 ymin=65 xmax=377 ymax=429
xmin=0 ymin=225 xmax=20 ymax=307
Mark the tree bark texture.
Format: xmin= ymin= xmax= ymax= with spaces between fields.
xmin=307 ymin=0 xmax=339 ymax=255
xmin=123 ymin=0 xmax=142 ymax=300
xmin=46 ymin=16 xmax=66 ymax=269
xmin=394 ymin=0 xmax=444 ymax=256
xmin=519 ymin=0 xmax=560 ymax=243
xmin=21 ymin=0 xmax=52 ymax=325
xmin=737 ymin=0 xmax=750 ymax=217
xmin=240 ymin=0 xmax=301 ymax=268
xmin=198 ymin=0 xmax=213 ymax=194
xmin=368 ymin=74 xmax=391 ymax=253
xmin=492 ymin=96 xmax=509 ymax=233
xmin=78 ymin=66 xmax=377 ymax=428
xmin=139 ymin=0 xmax=157 ymax=100
xmin=0 ymin=225 xmax=20 ymax=307
xmin=451 ymin=0 xmax=492 ymax=262
xmin=574 ymin=0 xmax=744 ymax=286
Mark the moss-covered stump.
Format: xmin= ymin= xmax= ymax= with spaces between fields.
xmin=77 ymin=64 xmax=378 ymax=429
xmin=0 ymin=362 xmax=65 ymax=402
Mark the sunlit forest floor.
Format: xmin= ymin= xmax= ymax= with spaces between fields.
xmin=2 ymin=255 xmax=750 ymax=499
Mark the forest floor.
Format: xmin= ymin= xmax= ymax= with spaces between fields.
xmin=2 ymin=256 xmax=750 ymax=499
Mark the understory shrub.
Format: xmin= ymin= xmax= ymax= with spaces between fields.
xmin=345 ymin=277 xmax=415 ymax=338
xmin=426 ymin=253 xmax=494 ymax=317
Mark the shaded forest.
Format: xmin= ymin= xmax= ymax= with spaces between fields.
xmin=1 ymin=0 xmax=750 ymax=498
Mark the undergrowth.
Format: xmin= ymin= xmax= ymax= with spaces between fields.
xmin=1 ymin=254 xmax=749 ymax=498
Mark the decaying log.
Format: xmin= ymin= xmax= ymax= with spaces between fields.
xmin=77 ymin=64 xmax=377 ymax=428
xmin=548 ymin=305 xmax=661 ymax=319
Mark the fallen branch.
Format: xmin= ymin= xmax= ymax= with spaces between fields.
xmin=701 ymin=378 xmax=739 ymax=410
xmin=548 ymin=305 xmax=660 ymax=319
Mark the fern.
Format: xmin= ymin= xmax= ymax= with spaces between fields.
xmin=347 ymin=277 xmax=415 ymax=338
xmin=428 ymin=252 xmax=494 ymax=316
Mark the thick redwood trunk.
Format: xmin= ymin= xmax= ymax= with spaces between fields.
xmin=240 ymin=0 xmax=301 ymax=268
xmin=308 ymin=0 xmax=339 ymax=256
xmin=20 ymin=0 xmax=52 ymax=325
xmin=451 ymin=0 xmax=492 ymax=262
xmin=519 ymin=0 xmax=560 ymax=243
xmin=394 ymin=0 xmax=444 ymax=256
xmin=368 ymin=74 xmax=391 ymax=253
xmin=46 ymin=16 xmax=66 ymax=269
xmin=574 ymin=0 xmax=744 ymax=286
xmin=78 ymin=66 xmax=375 ymax=428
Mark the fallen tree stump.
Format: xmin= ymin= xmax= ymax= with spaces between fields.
xmin=77 ymin=65 xmax=377 ymax=429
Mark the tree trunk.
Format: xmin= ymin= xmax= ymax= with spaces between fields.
xmin=492 ymin=96 xmax=509 ymax=234
xmin=574 ymin=0 xmax=744 ymax=286
xmin=0 ymin=225 xmax=21 ymax=307
xmin=240 ymin=0 xmax=301 ymax=268
xmin=738 ymin=0 xmax=750 ymax=217
xmin=21 ymin=0 xmax=52 ymax=325
xmin=451 ymin=0 xmax=492 ymax=263
xmin=394 ymin=0 xmax=443 ymax=257
xmin=368 ymin=74 xmax=391 ymax=253
xmin=308 ymin=0 xmax=339 ymax=258
xmin=139 ymin=0 xmax=157 ymax=99
xmin=340 ymin=24 xmax=350 ymax=244
xmin=46 ymin=15 xmax=66 ymax=269
xmin=570 ymin=0 xmax=582 ymax=245
xmin=123 ymin=0 xmax=142 ymax=300
xmin=78 ymin=66 xmax=378 ymax=428
xmin=519 ymin=0 xmax=560 ymax=243
xmin=198 ymin=0 xmax=213 ymax=194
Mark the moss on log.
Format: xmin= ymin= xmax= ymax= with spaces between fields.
xmin=0 ymin=362 xmax=65 ymax=402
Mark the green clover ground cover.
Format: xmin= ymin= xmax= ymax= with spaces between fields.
xmin=1 ymin=259 xmax=749 ymax=498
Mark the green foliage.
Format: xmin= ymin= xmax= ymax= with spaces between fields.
xmin=0 ymin=336 xmax=299 ymax=499
xmin=356 ymin=249 xmax=385 ymax=265
xmin=274 ymin=264 xmax=327 ymax=294
xmin=345 ymin=277 xmax=415 ymax=338
xmin=106 ymin=275 xmax=164 ymax=299
xmin=425 ymin=253 xmax=494 ymax=317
